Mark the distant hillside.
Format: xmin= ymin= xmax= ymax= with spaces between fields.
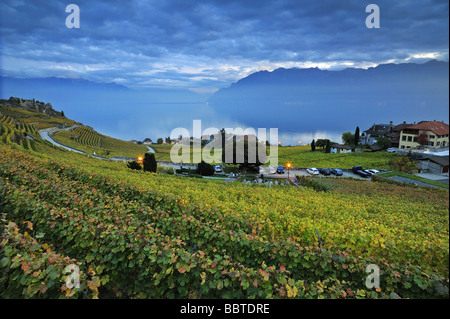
xmin=208 ymin=60 xmax=449 ymax=134
xmin=0 ymin=96 xmax=147 ymax=158
xmin=0 ymin=76 xmax=129 ymax=93
xmin=0 ymin=96 xmax=64 ymax=117
xmin=0 ymin=96 xmax=81 ymax=130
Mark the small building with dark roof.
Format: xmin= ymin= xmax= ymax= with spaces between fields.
xmin=417 ymin=155 xmax=449 ymax=174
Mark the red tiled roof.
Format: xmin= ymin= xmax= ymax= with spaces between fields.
xmin=393 ymin=123 xmax=414 ymax=132
xmin=406 ymin=121 xmax=449 ymax=136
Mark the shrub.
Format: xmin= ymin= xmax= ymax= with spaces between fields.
xmin=196 ymin=161 xmax=215 ymax=176
xmin=295 ymin=175 xmax=328 ymax=192
xmin=127 ymin=160 xmax=141 ymax=170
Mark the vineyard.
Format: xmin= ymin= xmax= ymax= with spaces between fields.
xmin=0 ymin=105 xmax=79 ymax=130
xmin=0 ymin=141 xmax=448 ymax=299
xmin=52 ymin=126 xmax=148 ymax=158
xmin=0 ymin=113 xmax=39 ymax=151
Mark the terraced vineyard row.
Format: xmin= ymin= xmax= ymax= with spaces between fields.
xmin=52 ymin=126 xmax=148 ymax=158
xmin=0 ymin=145 xmax=448 ymax=299
xmin=0 ymin=114 xmax=38 ymax=150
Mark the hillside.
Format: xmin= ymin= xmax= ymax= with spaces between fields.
xmin=0 ymin=130 xmax=448 ymax=299
xmin=0 ymin=96 xmax=81 ymax=130
xmin=0 ymin=97 xmax=147 ymax=158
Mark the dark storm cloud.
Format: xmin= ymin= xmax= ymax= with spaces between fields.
xmin=0 ymin=0 xmax=448 ymax=89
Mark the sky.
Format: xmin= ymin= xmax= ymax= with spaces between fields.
xmin=0 ymin=0 xmax=449 ymax=144
xmin=1 ymin=0 xmax=448 ymax=93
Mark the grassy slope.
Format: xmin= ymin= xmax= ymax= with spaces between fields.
xmin=152 ymin=143 xmax=398 ymax=169
xmin=272 ymin=146 xmax=398 ymax=169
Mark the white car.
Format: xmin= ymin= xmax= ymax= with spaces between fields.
xmin=214 ymin=165 xmax=223 ymax=172
xmin=306 ymin=168 xmax=319 ymax=175
xmin=367 ymin=169 xmax=381 ymax=174
xmin=387 ymin=148 xmax=396 ymax=153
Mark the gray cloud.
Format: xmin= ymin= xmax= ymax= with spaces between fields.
xmin=1 ymin=0 xmax=448 ymax=91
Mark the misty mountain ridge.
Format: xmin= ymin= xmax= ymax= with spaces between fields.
xmin=208 ymin=60 xmax=449 ymax=135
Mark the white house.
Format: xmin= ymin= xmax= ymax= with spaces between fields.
xmin=330 ymin=144 xmax=352 ymax=154
xmin=143 ymin=138 xmax=153 ymax=145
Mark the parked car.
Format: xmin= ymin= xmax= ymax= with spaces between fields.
xmin=306 ymin=168 xmax=319 ymax=175
xmin=276 ymin=165 xmax=285 ymax=174
xmin=318 ymin=168 xmax=331 ymax=175
xmin=366 ymin=169 xmax=380 ymax=174
xmin=387 ymin=148 xmax=396 ymax=153
xmin=330 ymin=168 xmax=343 ymax=176
xmin=214 ymin=165 xmax=223 ymax=173
xmin=260 ymin=166 xmax=276 ymax=174
xmin=352 ymin=166 xmax=371 ymax=178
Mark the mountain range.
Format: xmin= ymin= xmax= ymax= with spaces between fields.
xmin=208 ymin=60 xmax=449 ymax=136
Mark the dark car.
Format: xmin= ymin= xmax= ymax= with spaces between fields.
xmin=330 ymin=168 xmax=343 ymax=176
xmin=352 ymin=166 xmax=371 ymax=178
xmin=276 ymin=165 xmax=285 ymax=174
xmin=318 ymin=168 xmax=331 ymax=175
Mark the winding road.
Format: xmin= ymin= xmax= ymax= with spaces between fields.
xmin=38 ymin=125 xmax=149 ymax=162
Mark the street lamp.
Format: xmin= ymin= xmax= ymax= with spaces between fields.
xmin=286 ymin=162 xmax=292 ymax=179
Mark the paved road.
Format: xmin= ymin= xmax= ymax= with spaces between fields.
xmin=39 ymin=125 xmax=134 ymax=162
xmin=39 ymin=127 xmax=86 ymax=154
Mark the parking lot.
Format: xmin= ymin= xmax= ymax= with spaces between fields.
xmin=260 ymin=167 xmax=369 ymax=180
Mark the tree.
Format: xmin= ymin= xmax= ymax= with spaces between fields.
xmin=325 ymin=139 xmax=331 ymax=153
xmin=376 ymin=136 xmax=391 ymax=150
xmin=354 ymin=126 xmax=360 ymax=146
xmin=390 ymin=156 xmax=418 ymax=173
xmin=61 ymin=110 xmax=65 ymax=117
xmin=342 ymin=132 xmax=355 ymax=146
xmin=196 ymin=161 xmax=215 ymax=176
xmin=311 ymin=139 xmax=316 ymax=152
xmin=156 ymin=138 xmax=163 ymax=144
xmin=143 ymin=152 xmax=157 ymax=173
xmin=165 ymin=137 xmax=171 ymax=144
xmin=315 ymin=139 xmax=329 ymax=149
xmin=220 ymin=128 xmax=226 ymax=164
xmin=417 ymin=132 xmax=429 ymax=147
